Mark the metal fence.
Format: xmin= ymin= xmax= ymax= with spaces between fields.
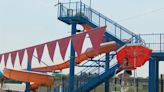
xmin=140 ymin=34 xmax=164 ymax=52
xmin=58 ymin=2 xmax=164 ymax=52
xmin=58 ymin=2 xmax=144 ymax=44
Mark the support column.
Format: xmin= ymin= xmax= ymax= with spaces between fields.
xmin=105 ymin=53 xmax=110 ymax=92
xmin=161 ymin=74 xmax=163 ymax=92
xmin=68 ymin=22 xmax=76 ymax=92
xmin=62 ymin=76 xmax=65 ymax=92
xmin=25 ymin=63 xmax=31 ymax=92
xmin=149 ymin=58 xmax=159 ymax=92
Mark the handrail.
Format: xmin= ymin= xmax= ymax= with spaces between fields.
xmin=139 ymin=33 xmax=164 ymax=52
xmin=58 ymin=2 xmax=145 ymax=44
xmin=82 ymin=3 xmax=135 ymax=36
xmin=76 ymin=55 xmax=106 ymax=75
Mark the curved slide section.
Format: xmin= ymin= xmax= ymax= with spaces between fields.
xmin=3 ymin=68 xmax=54 ymax=86
xmin=81 ymin=24 xmax=93 ymax=31
xmin=33 ymin=41 xmax=117 ymax=71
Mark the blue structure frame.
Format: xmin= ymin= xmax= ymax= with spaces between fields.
xmin=140 ymin=34 xmax=164 ymax=92
xmin=57 ymin=2 xmax=164 ymax=92
xmin=149 ymin=58 xmax=159 ymax=92
xmin=68 ymin=22 xmax=77 ymax=92
xmin=148 ymin=52 xmax=164 ymax=92
xmin=25 ymin=63 xmax=31 ymax=92
xmin=75 ymin=64 xmax=120 ymax=92
xmin=57 ymin=1 xmax=140 ymax=92
xmin=2 ymin=1 xmax=163 ymax=92
xmin=105 ymin=53 xmax=110 ymax=92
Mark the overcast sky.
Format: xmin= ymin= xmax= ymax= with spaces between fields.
xmin=0 ymin=0 xmax=164 ymax=77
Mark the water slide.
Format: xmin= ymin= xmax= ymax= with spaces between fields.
xmin=3 ymin=69 xmax=54 ymax=86
xmin=32 ymin=41 xmax=117 ymax=71
xmin=3 ymin=68 xmax=54 ymax=90
xmin=81 ymin=24 xmax=92 ymax=31
xmin=2 ymin=41 xmax=117 ymax=90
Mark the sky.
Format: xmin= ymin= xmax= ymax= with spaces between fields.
xmin=0 ymin=0 xmax=164 ymax=77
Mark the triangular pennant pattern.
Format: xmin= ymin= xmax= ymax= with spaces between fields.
xmin=4 ymin=53 xmax=9 ymax=67
xmin=36 ymin=44 xmax=45 ymax=63
xmin=0 ymin=54 xmax=2 ymax=64
xmin=11 ymin=51 xmax=17 ymax=67
xmin=47 ymin=41 xmax=57 ymax=62
xmin=72 ymin=32 xmax=86 ymax=56
xmin=18 ymin=49 xmax=25 ymax=66
xmin=0 ymin=27 xmax=106 ymax=67
xmin=58 ymin=37 xmax=70 ymax=60
xmin=88 ymin=27 xmax=106 ymax=52
xmin=26 ymin=47 xmax=35 ymax=66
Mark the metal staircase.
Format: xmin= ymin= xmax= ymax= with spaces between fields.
xmin=71 ymin=54 xmax=118 ymax=92
xmin=57 ymin=2 xmax=144 ymax=92
xmin=58 ymin=2 xmax=144 ymax=45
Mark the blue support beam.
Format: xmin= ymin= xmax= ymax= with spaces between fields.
xmin=75 ymin=64 xmax=120 ymax=92
xmin=62 ymin=76 xmax=65 ymax=92
xmin=76 ymin=65 xmax=104 ymax=67
xmin=151 ymin=52 xmax=164 ymax=61
xmin=25 ymin=63 xmax=31 ymax=92
xmin=105 ymin=53 xmax=110 ymax=92
xmin=68 ymin=22 xmax=76 ymax=92
xmin=149 ymin=58 xmax=159 ymax=92
xmin=104 ymin=32 xmax=125 ymax=46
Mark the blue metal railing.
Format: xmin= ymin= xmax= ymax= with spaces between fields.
xmin=76 ymin=56 xmax=106 ymax=77
xmin=60 ymin=55 xmax=107 ymax=92
xmin=71 ymin=56 xmax=104 ymax=90
xmin=139 ymin=33 xmax=164 ymax=52
xmin=58 ymin=2 xmax=144 ymax=44
xmin=73 ymin=53 xmax=119 ymax=90
xmin=57 ymin=2 xmax=157 ymax=91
